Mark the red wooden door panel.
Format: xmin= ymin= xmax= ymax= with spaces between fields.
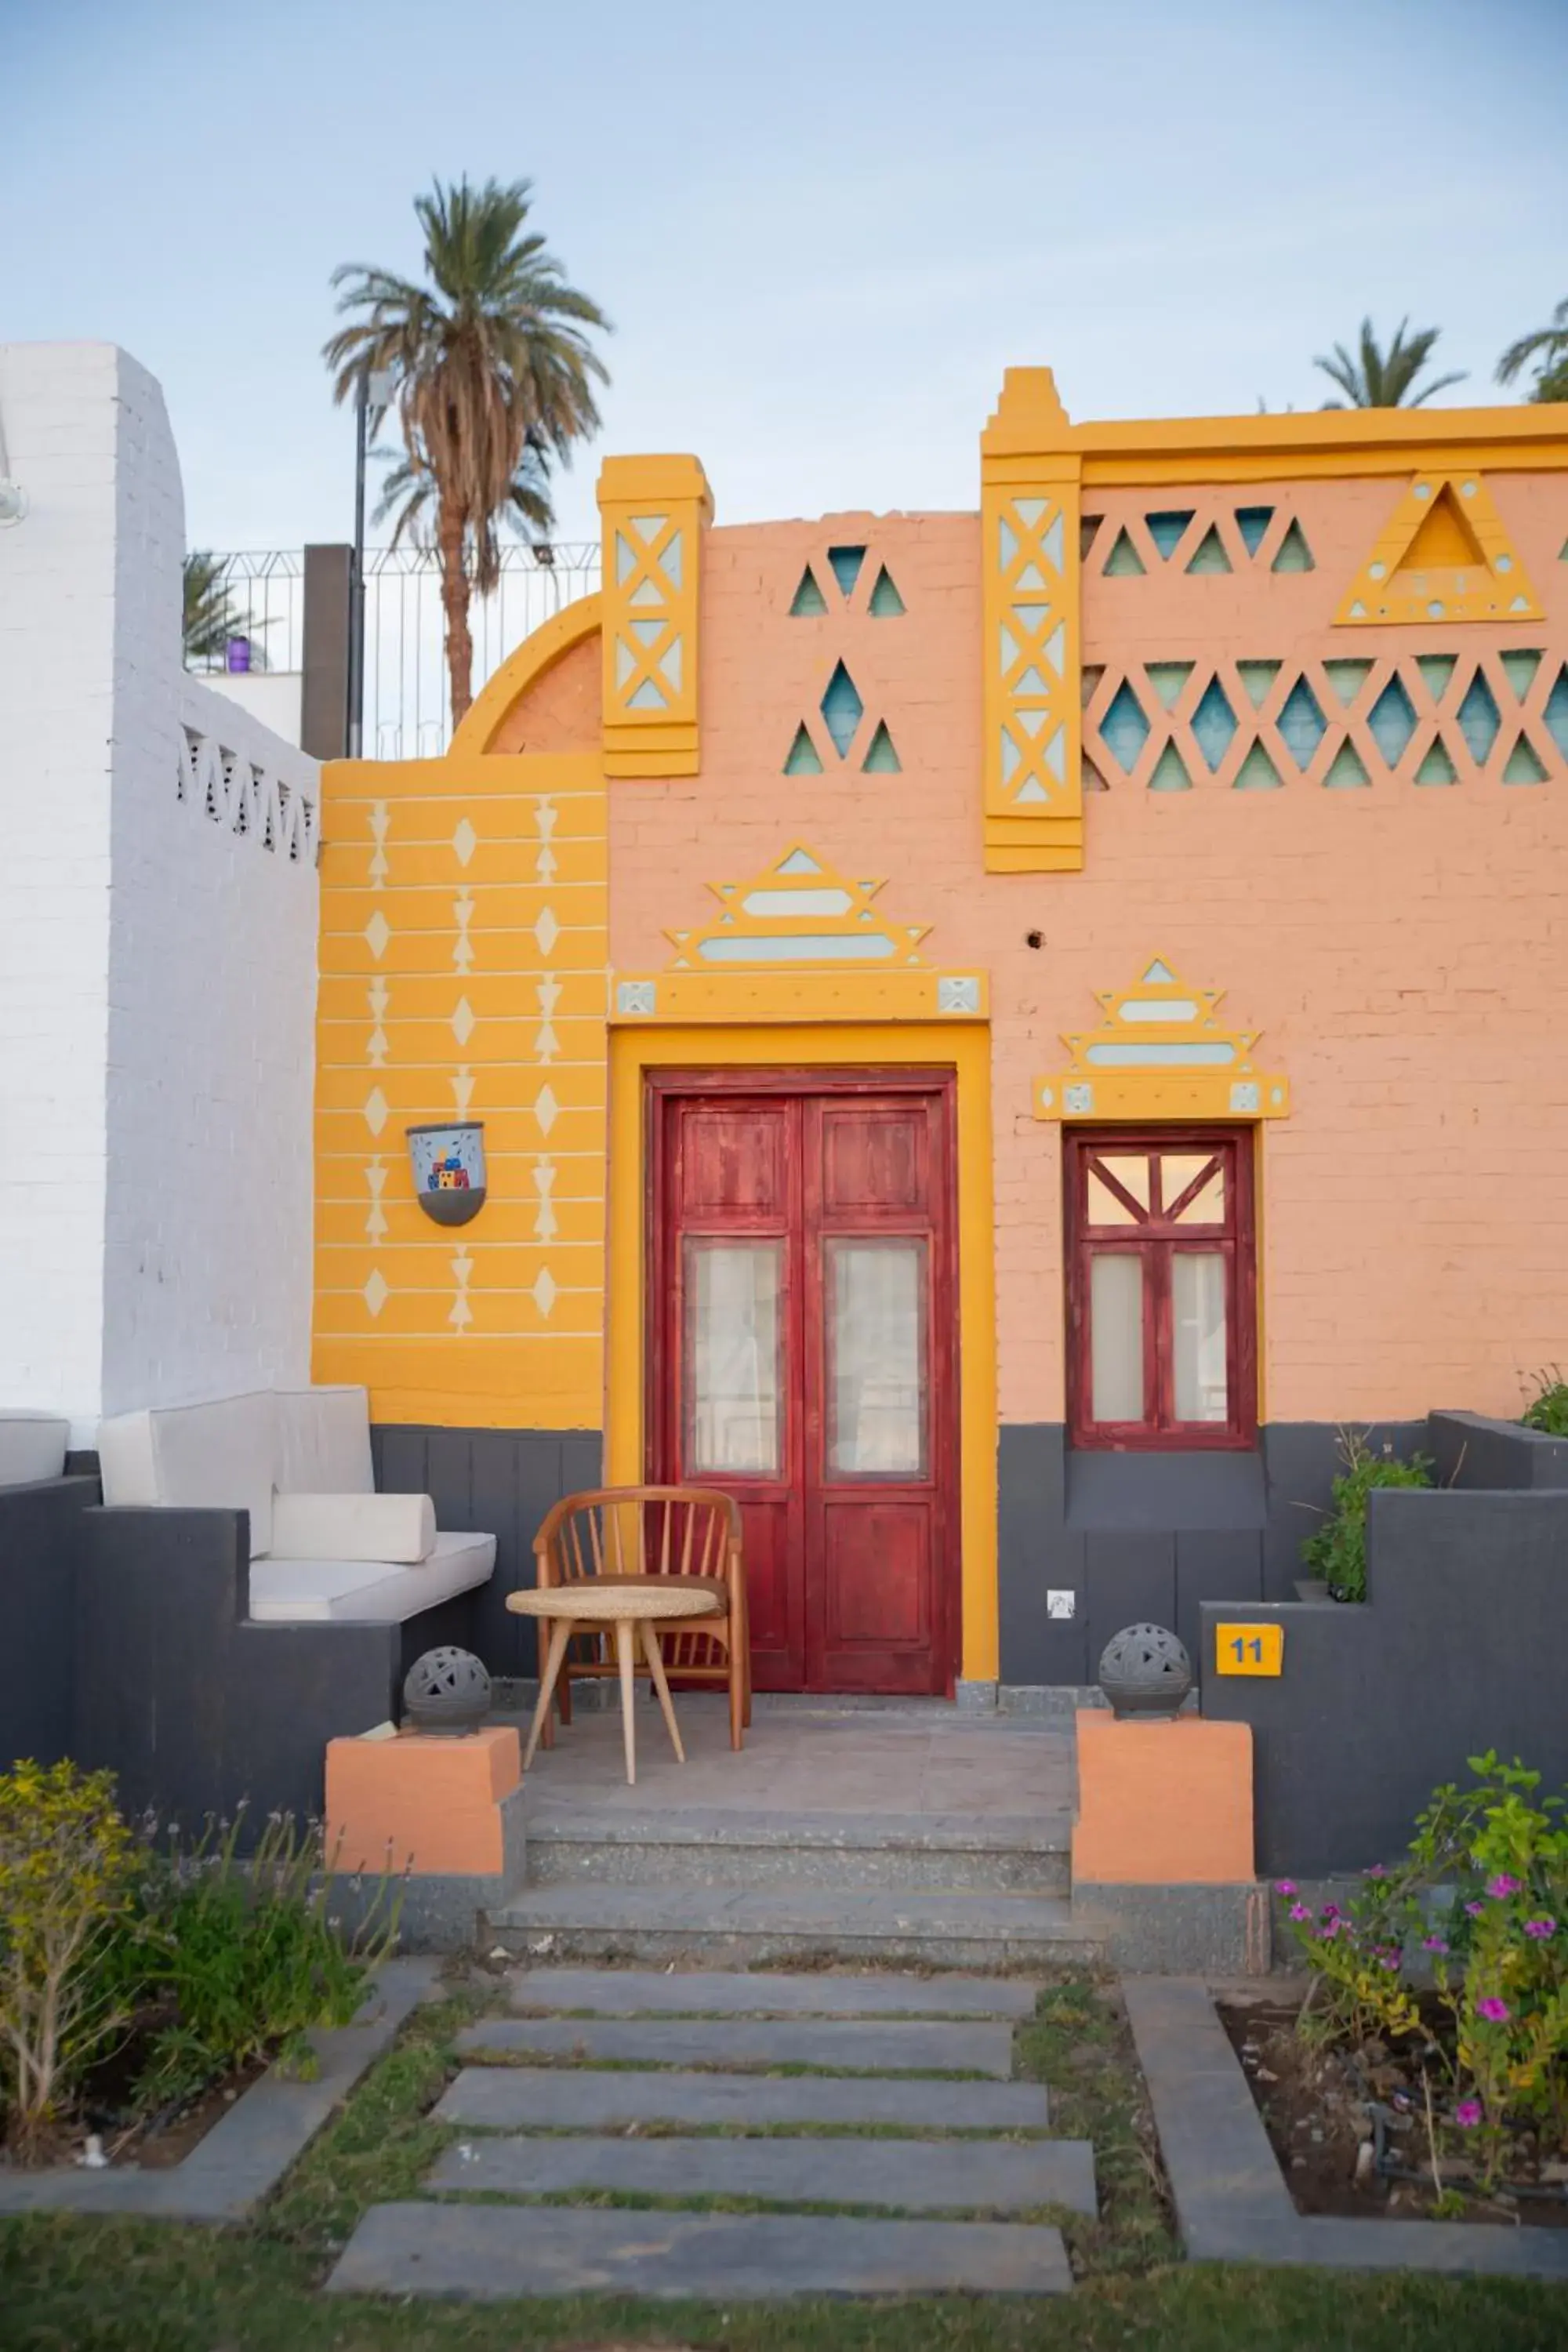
xmin=652 ymin=1075 xmax=956 ymax=1697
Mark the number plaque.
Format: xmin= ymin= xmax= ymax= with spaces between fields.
xmin=1214 ymin=1623 xmax=1285 ymax=1676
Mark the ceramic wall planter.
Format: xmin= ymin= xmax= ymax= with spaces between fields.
xmin=407 ymin=1122 xmax=486 ymax=1226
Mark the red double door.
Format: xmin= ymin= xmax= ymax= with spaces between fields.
xmin=650 ymin=1073 xmax=958 ymax=1695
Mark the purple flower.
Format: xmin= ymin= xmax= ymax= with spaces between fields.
xmin=1486 ymin=1874 xmax=1523 ymax=1900
xmin=1289 ymin=1903 xmax=1312 ymax=1923
xmin=1379 ymin=1953 xmax=1400 ymax=1971
xmin=1363 ymin=1864 xmax=1388 ymax=1880
xmin=1421 ymin=1934 xmax=1449 ymax=1955
xmin=1465 ymin=1900 xmax=1486 ymax=1918
xmin=1317 ymin=1921 xmax=1342 ymax=1942
xmin=1274 ymin=1880 xmax=1298 ymax=1898
xmin=1524 ymin=1918 xmax=1557 ymax=1940
xmin=1323 ymin=1902 xmax=1341 ymax=1919
xmin=1475 ymin=1997 xmax=1511 ymax=2024
xmin=1454 ymin=2099 xmax=1483 ymax=2129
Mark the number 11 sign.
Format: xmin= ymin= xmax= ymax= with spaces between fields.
xmin=1214 ymin=1623 xmax=1285 ymax=1676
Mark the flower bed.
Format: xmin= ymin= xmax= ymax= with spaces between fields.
xmin=1241 ymin=1751 xmax=1568 ymax=2223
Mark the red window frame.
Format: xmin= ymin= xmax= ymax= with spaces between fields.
xmin=1065 ymin=1127 xmax=1257 ymax=1451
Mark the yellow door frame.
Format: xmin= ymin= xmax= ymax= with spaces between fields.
xmin=604 ymin=1020 xmax=998 ymax=1684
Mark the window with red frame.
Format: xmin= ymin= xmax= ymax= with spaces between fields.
xmin=1065 ymin=1131 xmax=1256 ymax=1449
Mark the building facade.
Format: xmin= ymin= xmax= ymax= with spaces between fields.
xmin=310 ymin=368 xmax=1568 ymax=1697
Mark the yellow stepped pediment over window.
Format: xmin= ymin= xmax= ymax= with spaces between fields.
xmin=1334 ymin=471 xmax=1542 ymax=626
xmin=1035 ymin=957 xmax=1288 ymax=1121
xmin=612 ymin=844 xmax=988 ymax=1025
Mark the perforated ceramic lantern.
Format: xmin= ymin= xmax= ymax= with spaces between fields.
xmin=1097 ymin=1624 xmax=1192 ymax=1721
xmin=407 ymin=1120 xmax=486 ymax=1226
xmin=402 ymin=1646 xmax=492 ymax=1735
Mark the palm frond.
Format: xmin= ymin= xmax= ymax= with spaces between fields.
xmin=1312 ymin=316 xmax=1465 ymax=409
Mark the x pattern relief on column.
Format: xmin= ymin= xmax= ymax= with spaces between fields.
xmin=313 ymin=750 xmax=608 ymax=1428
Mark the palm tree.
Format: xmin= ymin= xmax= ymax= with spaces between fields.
xmin=183 ymin=551 xmax=268 ymax=668
xmin=1313 ymin=318 xmax=1466 ymax=409
xmin=1497 ymin=299 xmax=1568 ymax=404
xmin=324 ymin=176 xmax=611 ymax=729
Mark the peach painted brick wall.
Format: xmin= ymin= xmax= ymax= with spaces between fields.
xmin=609 ymin=497 xmax=1568 ymax=1428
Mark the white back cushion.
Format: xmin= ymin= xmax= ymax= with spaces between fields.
xmin=274 ymin=1385 xmax=374 ymax=1495
xmin=99 ymin=1392 xmax=276 ymax=1559
xmin=0 ymin=1413 xmax=70 ymax=1487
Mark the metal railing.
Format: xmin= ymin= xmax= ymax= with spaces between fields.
xmin=189 ymin=543 xmax=601 ymax=757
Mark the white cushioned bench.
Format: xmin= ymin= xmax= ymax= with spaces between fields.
xmin=97 ymin=1385 xmax=495 ymax=1625
xmin=0 ymin=1412 xmax=69 ymax=1488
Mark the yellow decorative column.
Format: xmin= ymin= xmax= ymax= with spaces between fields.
xmin=980 ymin=368 xmax=1083 ymax=873
xmin=597 ymin=454 xmax=713 ymax=779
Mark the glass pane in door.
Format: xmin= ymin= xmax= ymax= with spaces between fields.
xmin=1089 ymin=1252 xmax=1145 ymax=1421
xmin=826 ymin=1238 xmax=927 ymax=1477
xmin=684 ymin=1239 xmax=784 ymax=1474
xmin=1173 ymin=1250 xmax=1229 ymax=1421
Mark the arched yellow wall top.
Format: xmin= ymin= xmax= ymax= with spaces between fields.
xmin=447 ymin=592 xmax=604 ymax=757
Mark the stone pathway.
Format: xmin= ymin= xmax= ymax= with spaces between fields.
xmin=327 ymin=1965 xmax=1092 ymax=2302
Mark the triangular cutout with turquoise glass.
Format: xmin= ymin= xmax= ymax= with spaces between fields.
xmin=1322 ymin=740 xmax=1371 ymax=788
xmin=1414 ymin=739 xmax=1458 ymax=786
xmin=1186 ymin=525 xmax=1233 ymax=575
xmin=1103 ymin=527 xmax=1146 ymax=578
xmin=1145 ymin=662 xmax=1194 ymax=711
xmin=869 ymin=566 xmax=905 ymax=617
xmin=1236 ymin=659 xmax=1281 ymax=710
xmin=1272 ymin=520 xmax=1315 ymax=572
xmin=1147 ymin=742 xmax=1193 ymax=791
xmin=862 ymin=721 xmax=901 ymax=773
xmin=1232 ymin=741 xmax=1284 ymax=790
xmin=1236 ymin=506 xmax=1274 ymax=556
xmin=1501 ymin=650 xmax=1542 ymax=701
xmin=1546 ymin=665 xmax=1568 ymax=757
xmin=1146 ymin=510 xmax=1194 ymax=561
xmin=1322 ymin=659 xmax=1371 ymax=708
xmin=783 ymin=724 xmax=824 ymax=775
xmin=789 ymin=566 xmax=828 ymax=616
xmin=1504 ymin=733 xmax=1548 ymax=784
xmin=827 ymin=546 xmax=866 ymax=598
xmin=1417 ymin=654 xmax=1457 ymax=702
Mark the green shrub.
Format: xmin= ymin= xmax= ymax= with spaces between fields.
xmin=0 ymin=1760 xmax=140 ymax=2154
xmin=1521 ymin=1370 xmax=1568 ymax=1437
xmin=1277 ymin=1753 xmax=1568 ymax=2190
xmin=1300 ymin=1427 xmax=1434 ymax=1602
xmin=129 ymin=1808 xmax=400 ymax=2105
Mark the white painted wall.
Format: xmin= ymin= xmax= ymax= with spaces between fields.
xmin=198 ymin=669 xmax=303 ymax=747
xmin=0 ymin=343 xmax=320 ymax=1440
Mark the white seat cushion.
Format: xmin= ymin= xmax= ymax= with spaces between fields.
xmin=98 ymin=1392 xmax=275 ymax=1559
xmin=0 ymin=1413 xmax=69 ymax=1487
xmin=270 ymin=1490 xmax=435 ymax=1565
xmin=274 ymin=1385 xmax=374 ymax=1495
xmin=247 ymin=1531 xmax=497 ymax=1624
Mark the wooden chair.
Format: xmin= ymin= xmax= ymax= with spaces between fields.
xmin=532 ymin=1486 xmax=751 ymax=1751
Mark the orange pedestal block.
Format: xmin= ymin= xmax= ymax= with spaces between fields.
xmin=1071 ymin=1709 xmax=1254 ymax=1885
xmin=325 ymin=1725 xmax=521 ymax=1877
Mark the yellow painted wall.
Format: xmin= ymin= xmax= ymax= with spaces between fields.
xmin=312 ymin=747 xmax=606 ymax=1428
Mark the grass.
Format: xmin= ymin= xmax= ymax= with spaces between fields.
xmin=5 ymin=1976 xmax=1568 ymax=2350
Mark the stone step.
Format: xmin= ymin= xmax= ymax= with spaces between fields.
xmin=509 ymin=1964 xmax=1041 ymax=2019
xmin=524 ymin=1804 xmax=1073 ymax=1896
xmin=326 ymin=2200 xmax=1073 ymax=2299
xmin=427 ymin=2129 xmax=1098 ymax=2216
xmin=435 ymin=2064 xmax=1052 ymax=2133
xmin=457 ymin=2013 xmax=1015 ymax=2077
xmin=486 ymin=1881 xmax=1105 ymax=1971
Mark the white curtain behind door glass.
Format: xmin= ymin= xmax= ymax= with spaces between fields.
xmin=827 ymin=1240 xmax=927 ymax=1477
xmin=686 ymin=1240 xmax=782 ymax=1475
xmin=1173 ymin=1250 xmax=1228 ymax=1421
xmin=1089 ymin=1254 xmax=1144 ymax=1422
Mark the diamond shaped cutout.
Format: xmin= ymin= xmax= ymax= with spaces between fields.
xmin=362 ymin=1269 xmax=389 ymax=1318
xmin=363 ymin=1087 xmax=389 ymax=1138
xmin=1368 ymin=677 xmax=1418 ymax=764
xmin=533 ymin=1084 xmax=559 ymax=1137
xmin=530 ymin=1267 xmax=558 ymax=1317
xmin=450 ymin=996 xmax=475 ymax=1047
xmin=533 ymin=907 xmax=560 ymax=956
xmin=820 ymin=662 xmax=863 ymax=757
xmin=364 ymin=911 xmax=391 ymax=960
xmin=1192 ymin=678 xmax=1238 ymax=771
xmin=452 ymin=818 xmax=477 ymax=867
xmin=1278 ymin=678 xmax=1328 ymax=771
xmin=1101 ymin=681 xmax=1151 ymax=774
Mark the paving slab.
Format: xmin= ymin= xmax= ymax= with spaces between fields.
xmin=510 ymin=1965 xmax=1040 ymax=2019
xmin=458 ymin=2014 xmax=1014 ymax=2077
xmin=427 ymin=2129 xmax=1098 ymax=2215
xmin=326 ymin=2199 xmax=1073 ymax=2299
xmin=436 ymin=2064 xmax=1051 ymax=2133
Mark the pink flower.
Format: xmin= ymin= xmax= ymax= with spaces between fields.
xmin=1421 ymin=1934 xmax=1449 ymax=1954
xmin=1475 ymin=1997 xmax=1511 ymax=2024
xmin=1524 ymin=1918 xmax=1557 ymax=1940
xmin=1454 ymin=2099 xmax=1483 ymax=2129
xmin=1317 ymin=1921 xmax=1342 ymax=1942
xmin=1274 ymin=1880 xmax=1298 ymax=1898
xmin=1363 ymin=1864 xmax=1388 ymax=1880
xmin=1486 ymin=1874 xmax=1523 ymax=1900
xmin=1465 ymin=1900 xmax=1486 ymax=1918
xmin=1289 ymin=1903 xmax=1312 ymax=1923
xmin=1323 ymin=1902 xmax=1341 ymax=1919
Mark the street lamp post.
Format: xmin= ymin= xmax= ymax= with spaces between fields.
xmin=347 ymin=368 xmax=394 ymax=759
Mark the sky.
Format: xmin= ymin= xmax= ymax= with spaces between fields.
xmin=6 ymin=0 xmax=1567 ymax=554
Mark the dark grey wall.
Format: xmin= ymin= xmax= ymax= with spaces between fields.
xmin=301 ymin=542 xmax=351 ymax=761
xmin=1429 ymin=1410 xmax=1568 ymax=1492
xmin=371 ymin=1425 xmax=602 ymax=1676
xmin=0 ymin=1475 xmax=100 ymax=1768
xmin=1201 ymin=1451 xmax=1568 ymax=1875
xmin=996 ymin=1421 xmax=1425 ymax=1686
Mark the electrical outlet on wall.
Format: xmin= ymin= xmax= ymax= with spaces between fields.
xmin=1047 ymin=1590 xmax=1076 ymax=1621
